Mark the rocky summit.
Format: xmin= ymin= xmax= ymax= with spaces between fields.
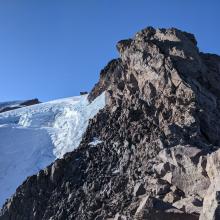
xmin=1 ymin=27 xmax=220 ymax=220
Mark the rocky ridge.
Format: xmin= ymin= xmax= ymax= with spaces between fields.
xmin=1 ymin=27 xmax=220 ymax=220
xmin=0 ymin=99 xmax=40 ymax=113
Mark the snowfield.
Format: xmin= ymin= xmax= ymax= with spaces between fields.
xmin=0 ymin=100 xmax=25 ymax=109
xmin=0 ymin=93 xmax=105 ymax=207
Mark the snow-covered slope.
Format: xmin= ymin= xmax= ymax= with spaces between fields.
xmin=0 ymin=99 xmax=40 ymax=113
xmin=0 ymin=93 xmax=105 ymax=207
xmin=0 ymin=100 xmax=25 ymax=109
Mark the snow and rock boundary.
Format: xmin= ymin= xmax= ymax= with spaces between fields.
xmin=0 ymin=93 xmax=105 ymax=207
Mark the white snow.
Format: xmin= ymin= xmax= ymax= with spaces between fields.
xmin=0 ymin=100 xmax=26 ymax=112
xmin=88 ymin=137 xmax=103 ymax=146
xmin=0 ymin=93 xmax=105 ymax=207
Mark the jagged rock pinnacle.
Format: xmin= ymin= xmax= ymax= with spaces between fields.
xmin=1 ymin=27 xmax=220 ymax=220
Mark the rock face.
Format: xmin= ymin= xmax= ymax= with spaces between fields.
xmin=1 ymin=27 xmax=220 ymax=220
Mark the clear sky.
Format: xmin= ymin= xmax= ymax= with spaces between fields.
xmin=0 ymin=0 xmax=219 ymax=102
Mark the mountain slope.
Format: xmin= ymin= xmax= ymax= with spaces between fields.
xmin=0 ymin=94 xmax=105 ymax=207
xmin=0 ymin=99 xmax=40 ymax=113
xmin=1 ymin=27 xmax=220 ymax=220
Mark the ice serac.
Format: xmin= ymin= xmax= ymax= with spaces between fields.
xmin=0 ymin=93 xmax=105 ymax=208
xmin=1 ymin=27 xmax=220 ymax=220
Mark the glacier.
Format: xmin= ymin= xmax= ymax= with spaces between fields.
xmin=0 ymin=93 xmax=105 ymax=207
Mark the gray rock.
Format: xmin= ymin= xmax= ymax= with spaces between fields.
xmin=173 ymin=196 xmax=202 ymax=215
xmin=200 ymin=149 xmax=220 ymax=220
xmin=133 ymin=183 xmax=146 ymax=197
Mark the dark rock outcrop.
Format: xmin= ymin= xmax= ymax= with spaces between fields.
xmin=0 ymin=99 xmax=40 ymax=113
xmin=1 ymin=27 xmax=220 ymax=220
xmin=80 ymin=92 xmax=88 ymax=95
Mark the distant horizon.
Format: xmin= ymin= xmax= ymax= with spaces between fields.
xmin=0 ymin=0 xmax=219 ymax=102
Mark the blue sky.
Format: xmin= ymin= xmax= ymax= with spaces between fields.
xmin=0 ymin=0 xmax=219 ymax=101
